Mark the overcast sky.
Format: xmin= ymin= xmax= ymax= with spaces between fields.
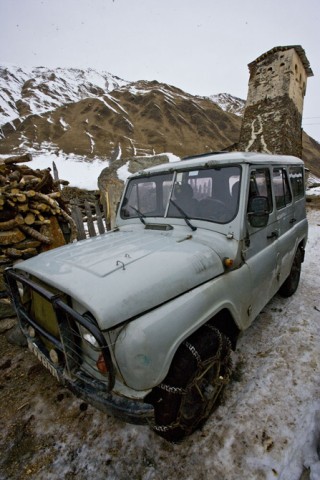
xmin=0 ymin=0 xmax=319 ymax=141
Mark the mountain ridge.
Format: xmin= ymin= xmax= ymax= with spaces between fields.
xmin=0 ymin=65 xmax=319 ymax=177
xmin=209 ymin=93 xmax=245 ymax=116
xmin=0 ymin=65 xmax=129 ymax=123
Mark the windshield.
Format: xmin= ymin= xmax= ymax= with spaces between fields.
xmin=120 ymin=166 xmax=241 ymax=224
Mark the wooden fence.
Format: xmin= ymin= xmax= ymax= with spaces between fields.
xmin=52 ymin=161 xmax=110 ymax=241
xmin=70 ymin=198 xmax=109 ymax=240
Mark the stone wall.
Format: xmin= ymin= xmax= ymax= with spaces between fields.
xmin=238 ymin=46 xmax=312 ymax=157
xmin=238 ymin=94 xmax=303 ymax=157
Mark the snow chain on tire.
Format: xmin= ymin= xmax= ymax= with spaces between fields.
xmin=157 ymin=327 xmax=222 ymax=396
xmin=153 ymin=326 xmax=232 ymax=437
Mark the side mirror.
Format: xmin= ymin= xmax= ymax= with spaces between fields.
xmin=247 ymin=196 xmax=270 ymax=228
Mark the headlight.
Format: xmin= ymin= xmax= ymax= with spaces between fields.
xmin=82 ymin=332 xmax=99 ymax=348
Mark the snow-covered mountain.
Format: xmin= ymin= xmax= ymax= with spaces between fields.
xmin=210 ymin=93 xmax=246 ymax=116
xmin=0 ymin=65 xmax=242 ymax=160
xmin=0 ymin=65 xmax=129 ymax=124
xmin=0 ymin=65 xmax=319 ymax=178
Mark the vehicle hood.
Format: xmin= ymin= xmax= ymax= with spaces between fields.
xmin=16 ymin=228 xmax=224 ymax=329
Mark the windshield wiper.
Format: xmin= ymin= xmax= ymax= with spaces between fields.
xmin=169 ymin=199 xmax=197 ymax=231
xmin=129 ymin=205 xmax=147 ymax=225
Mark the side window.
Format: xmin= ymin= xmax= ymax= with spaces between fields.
xmin=248 ymin=168 xmax=273 ymax=212
xmin=289 ymin=166 xmax=305 ymax=199
xmin=272 ymin=168 xmax=292 ymax=209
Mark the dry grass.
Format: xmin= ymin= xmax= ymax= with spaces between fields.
xmin=306 ymin=195 xmax=320 ymax=209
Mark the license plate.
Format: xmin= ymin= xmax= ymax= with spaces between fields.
xmin=27 ymin=340 xmax=60 ymax=381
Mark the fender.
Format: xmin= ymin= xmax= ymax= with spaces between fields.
xmin=114 ymin=263 xmax=251 ymax=391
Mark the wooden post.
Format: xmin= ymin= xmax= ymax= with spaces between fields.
xmin=95 ymin=201 xmax=105 ymax=234
xmin=101 ymin=191 xmax=111 ymax=231
xmin=84 ymin=200 xmax=96 ymax=238
xmin=108 ymin=185 xmax=118 ymax=230
xmin=52 ymin=161 xmax=61 ymax=191
xmin=71 ymin=203 xmax=86 ymax=240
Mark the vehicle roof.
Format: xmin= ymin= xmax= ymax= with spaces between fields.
xmin=131 ymin=151 xmax=304 ymax=177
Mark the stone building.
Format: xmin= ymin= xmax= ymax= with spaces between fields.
xmin=237 ymin=45 xmax=313 ymax=157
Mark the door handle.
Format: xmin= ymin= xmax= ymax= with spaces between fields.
xmin=290 ymin=218 xmax=297 ymax=224
xmin=267 ymin=231 xmax=279 ymax=239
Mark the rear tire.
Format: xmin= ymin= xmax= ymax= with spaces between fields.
xmin=278 ymin=248 xmax=302 ymax=298
xmin=150 ymin=326 xmax=232 ymax=441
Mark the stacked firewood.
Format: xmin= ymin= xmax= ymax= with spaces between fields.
xmin=0 ymin=153 xmax=77 ymax=268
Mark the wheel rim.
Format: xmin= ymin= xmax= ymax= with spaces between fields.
xmin=179 ymin=359 xmax=222 ymax=423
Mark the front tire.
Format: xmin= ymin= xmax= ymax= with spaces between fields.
xmin=150 ymin=326 xmax=232 ymax=441
xmin=278 ymin=248 xmax=302 ymax=298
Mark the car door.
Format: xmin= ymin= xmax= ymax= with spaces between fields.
xmin=242 ymin=166 xmax=280 ymax=320
xmin=272 ymin=166 xmax=297 ymax=285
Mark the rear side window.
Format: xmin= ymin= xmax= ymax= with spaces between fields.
xmin=289 ymin=166 xmax=305 ymax=199
xmin=272 ymin=168 xmax=292 ymax=209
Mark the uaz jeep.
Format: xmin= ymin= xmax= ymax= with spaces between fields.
xmin=5 ymin=152 xmax=308 ymax=440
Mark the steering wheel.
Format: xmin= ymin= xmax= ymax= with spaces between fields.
xmin=200 ymin=198 xmax=233 ymax=222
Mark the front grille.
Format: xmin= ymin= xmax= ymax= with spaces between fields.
xmin=4 ymin=268 xmax=114 ymax=391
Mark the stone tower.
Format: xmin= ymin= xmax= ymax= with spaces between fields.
xmin=237 ymin=45 xmax=313 ymax=157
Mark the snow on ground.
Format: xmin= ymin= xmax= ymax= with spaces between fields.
xmin=117 ymin=161 xmax=130 ymax=182
xmin=0 ymin=209 xmax=318 ymax=480
xmin=203 ymin=209 xmax=320 ymax=480
xmin=0 ymin=151 xmax=109 ymax=190
xmin=307 ymin=174 xmax=320 ymax=196
xmin=307 ymin=185 xmax=320 ymax=196
xmin=0 ymin=150 xmax=181 ymax=189
xmin=28 ymin=151 xmax=109 ymax=190
xmin=43 ymin=208 xmax=320 ymax=480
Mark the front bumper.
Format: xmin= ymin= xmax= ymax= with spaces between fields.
xmin=4 ymin=267 xmax=154 ymax=425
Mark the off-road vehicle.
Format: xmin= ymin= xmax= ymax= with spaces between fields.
xmin=5 ymin=152 xmax=308 ymax=441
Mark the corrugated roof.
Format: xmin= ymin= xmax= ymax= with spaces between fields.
xmin=248 ymin=45 xmax=313 ymax=77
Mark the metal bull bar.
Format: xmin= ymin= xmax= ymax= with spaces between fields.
xmin=4 ymin=267 xmax=115 ymax=390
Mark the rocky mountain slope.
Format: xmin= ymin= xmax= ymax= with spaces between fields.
xmin=0 ymin=66 xmax=129 ymax=122
xmin=0 ymin=65 xmax=319 ymax=176
xmin=210 ymin=93 xmax=245 ymax=116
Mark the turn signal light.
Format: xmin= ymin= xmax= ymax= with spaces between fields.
xmin=223 ymin=257 xmax=234 ymax=268
xmin=96 ymin=353 xmax=108 ymax=374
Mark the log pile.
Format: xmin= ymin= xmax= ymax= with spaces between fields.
xmin=0 ymin=154 xmax=77 ymax=305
